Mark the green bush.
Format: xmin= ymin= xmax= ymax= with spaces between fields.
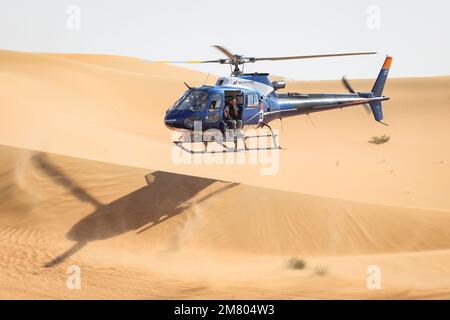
xmin=287 ymin=257 xmax=307 ymax=270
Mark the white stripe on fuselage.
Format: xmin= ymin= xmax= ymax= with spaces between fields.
xmin=216 ymin=77 xmax=273 ymax=96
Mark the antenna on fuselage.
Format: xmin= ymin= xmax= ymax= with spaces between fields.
xmin=202 ymin=73 xmax=210 ymax=86
xmin=306 ymin=114 xmax=316 ymax=127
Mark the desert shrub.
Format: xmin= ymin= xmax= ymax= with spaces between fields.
xmin=369 ymin=135 xmax=390 ymax=145
xmin=314 ymin=265 xmax=329 ymax=276
xmin=287 ymin=257 xmax=307 ymax=270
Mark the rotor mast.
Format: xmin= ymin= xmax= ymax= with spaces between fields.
xmin=230 ymin=56 xmax=245 ymax=76
xmin=232 ymin=60 xmax=241 ymax=76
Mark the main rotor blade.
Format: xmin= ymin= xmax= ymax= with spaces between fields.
xmin=212 ymin=45 xmax=237 ymax=62
xmin=253 ymin=52 xmax=377 ymax=62
xmin=148 ymin=50 xmax=376 ymax=65
xmin=149 ymin=59 xmax=222 ymax=64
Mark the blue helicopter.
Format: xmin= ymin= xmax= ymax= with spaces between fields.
xmin=163 ymin=46 xmax=392 ymax=152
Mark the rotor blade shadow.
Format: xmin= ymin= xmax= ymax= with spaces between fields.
xmin=44 ymin=241 xmax=87 ymax=268
xmin=43 ymin=170 xmax=236 ymax=267
xmin=136 ymin=181 xmax=239 ymax=235
xmin=31 ymin=153 xmax=103 ymax=209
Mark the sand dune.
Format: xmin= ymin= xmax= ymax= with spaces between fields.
xmin=1 ymin=49 xmax=449 ymax=210
xmin=1 ymin=145 xmax=450 ymax=299
xmin=1 ymin=50 xmax=450 ymax=298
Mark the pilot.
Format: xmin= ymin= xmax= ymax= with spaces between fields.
xmin=224 ymin=97 xmax=242 ymax=131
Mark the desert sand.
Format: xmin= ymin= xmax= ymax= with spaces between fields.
xmin=1 ymin=49 xmax=450 ymax=299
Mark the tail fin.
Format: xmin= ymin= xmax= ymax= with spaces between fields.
xmin=369 ymin=56 xmax=393 ymax=122
xmin=372 ymin=55 xmax=393 ymax=97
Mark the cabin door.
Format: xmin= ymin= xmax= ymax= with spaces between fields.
xmin=205 ymin=92 xmax=223 ymax=129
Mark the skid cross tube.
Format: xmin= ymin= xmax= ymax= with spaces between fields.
xmin=173 ymin=126 xmax=281 ymax=154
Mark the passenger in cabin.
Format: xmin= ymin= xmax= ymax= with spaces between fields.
xmin=223 ymin=97 xmax=236 ymax=131
xmin=223 ymin=97 xmax=242 ymax=131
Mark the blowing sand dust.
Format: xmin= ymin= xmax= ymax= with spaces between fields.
xmin=1 ymin=50 xmax=450 ymax=299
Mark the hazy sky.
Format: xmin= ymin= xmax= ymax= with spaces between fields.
xmin=1 ymin=0 xmax=449 ymax=79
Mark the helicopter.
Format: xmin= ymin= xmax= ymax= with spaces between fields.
xmin=162 ymin=46 xmax=393 ymax=153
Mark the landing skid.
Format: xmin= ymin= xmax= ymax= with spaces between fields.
xmin=173 ymin=124 xmax=281 ymax=154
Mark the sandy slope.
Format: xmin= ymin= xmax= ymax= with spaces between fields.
xmin=1 ymin=50 xmax=450 ymax=298
xmin=1 ymin=145 xmax=450 ymax=299
xmin=1 ymin=49 xmax=449 ymax=210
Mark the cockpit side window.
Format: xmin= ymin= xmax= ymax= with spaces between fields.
xmin=197 ymin=92 xmax=208 ymax=111
xmin=208 ymin=93 xmax=222 ymax=111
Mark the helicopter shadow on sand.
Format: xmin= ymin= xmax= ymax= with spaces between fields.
xmin=31 ymin=153 xmax=238 ymax=268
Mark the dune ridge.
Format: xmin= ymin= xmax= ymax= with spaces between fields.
xmin=1 ymin=49 xmax=449 ymax=210
xmin=1 ymin=50 xmax=450 ymax=298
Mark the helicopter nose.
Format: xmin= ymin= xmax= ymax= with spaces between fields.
xmin=164 ymin=115 xmax=177 ymax=129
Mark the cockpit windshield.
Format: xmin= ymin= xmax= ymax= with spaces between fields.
xmin=171 ymin=90 xmax=208 ymax=111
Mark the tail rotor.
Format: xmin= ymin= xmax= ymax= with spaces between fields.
xmin=341 ymin=76 xmax=372 ymax=115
